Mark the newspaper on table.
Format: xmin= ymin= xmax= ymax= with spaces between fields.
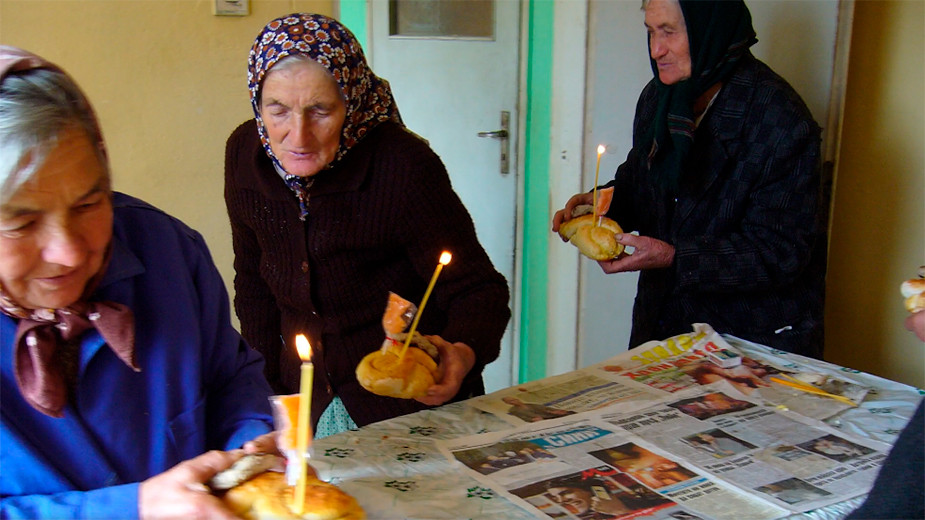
xmin=438 ymin=386 xmax=891 ymax=520
xmin=470 ymin=324 xmax=870 ymax=427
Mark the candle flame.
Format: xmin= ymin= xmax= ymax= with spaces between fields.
xmin=597 ymin=144 xmax=606 ymax=156
xmin=439 ymin=251 xmax=452 ymax=265
xmin=295 ymin=334 xmax=312 ymax=361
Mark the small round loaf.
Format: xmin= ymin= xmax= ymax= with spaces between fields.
xmin=221 ymin=471 xmax=365 ymax=520
xmin=558 ymin=213 xmax=624 ymax=260
xmin=356 ymin=334 xmax=441 ymax=399
xmin=901 ymin=278 xmax=925 ymax=313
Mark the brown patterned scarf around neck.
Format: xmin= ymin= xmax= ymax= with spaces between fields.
xmin=0 ymin=242 xmax=138 ymax=417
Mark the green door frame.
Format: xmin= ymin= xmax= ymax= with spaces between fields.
xmin=338 ymin=0 xmax=554 ymax=384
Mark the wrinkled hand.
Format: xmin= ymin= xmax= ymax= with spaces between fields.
xmin=415 ymin=335 xmax=476 ymax=406
xmin=551 ymin=192 xmax=594 ymax=236
xmin=597 ymin=233 xmax=675 ymax=274
xmin=139 ymin=450 xmax=242 ymax=520
xmin=242 ymin=431 xmax=280 ymax=456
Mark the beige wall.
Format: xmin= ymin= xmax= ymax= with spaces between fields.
xmin=0 ymin=0 xmax=333 ymax=325
xmin=826 ymin=0 xmax=924 ymax=388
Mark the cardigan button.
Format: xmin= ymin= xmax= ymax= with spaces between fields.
xmin=300 ymin=261 xmax=309 ymax=273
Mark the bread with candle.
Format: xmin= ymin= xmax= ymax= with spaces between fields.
xmin=558 ymin=210 xmax=624 ymax=261
xmin=355 ymin=332 xmax=442 ymax=399
xmin=219 ymin=470 xmax=365 ymax=520
xmin=558 ymin=186 xmax=624 ymax=261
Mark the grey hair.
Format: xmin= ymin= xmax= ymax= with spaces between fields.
xmin=257 ymin=53 xmax=338 ymax=107
xmin=0 ymin=67 xmax=109 ymax=204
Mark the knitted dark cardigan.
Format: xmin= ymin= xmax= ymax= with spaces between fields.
xmin=224 ymin=120 xmax=511 ymax=428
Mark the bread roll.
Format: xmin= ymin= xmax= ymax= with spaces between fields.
xmin=221 ymin=471 xmax=364 ymax=520
xmin=901 ymin=278 xmax=925 ymax=313
xmin=356 ymin=333 xmax=441 ymax=399
xmin=558 ymin=213 xmax=624 ymax=261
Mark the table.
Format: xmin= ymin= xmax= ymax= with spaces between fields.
xmin=311 ymin=334 xmax=922 ymax=520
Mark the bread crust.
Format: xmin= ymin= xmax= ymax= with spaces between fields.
xmin=356 ymin=335 xmax=441 ymax=399
xmin=356 ymin=335 xmax=440 ymax=399
xmin=558 ymin=213 xmax=624 ymax=260
xmin=221 ymin=471 xmax=365 ymax=520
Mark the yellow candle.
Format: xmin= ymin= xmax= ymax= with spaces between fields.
xmin=292 ymin=335 xmax=314 ymax=514
xmin=399 ymin=251 xmax=452 ymax=360
xmin=592 ymin=144 xmax=606 ymax=226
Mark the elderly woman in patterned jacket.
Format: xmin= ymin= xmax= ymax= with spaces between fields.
xmin=553 ymin=0 xmax=826 ymax=358
xmin=224 ymin=14 xmax=510 ymax=437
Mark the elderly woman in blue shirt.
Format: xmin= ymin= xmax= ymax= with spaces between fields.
xmin=0 ymin=46 xmax=276 ymax=519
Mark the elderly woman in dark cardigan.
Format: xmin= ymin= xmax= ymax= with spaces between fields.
xmin=553 ymin=0 xmax=826 ymax=358
xmin=224 ymin=14 xmax=510 ymax=436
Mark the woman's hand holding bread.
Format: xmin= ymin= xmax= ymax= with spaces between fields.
xmin=414 ymin=336 xmax=476 ymax=406
xmin=552 ymin=188 xmax=676 ymax=272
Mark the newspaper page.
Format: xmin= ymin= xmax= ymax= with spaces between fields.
xmin=437 ymin=414 xmax=789 ymax=520
xmin=600 ymin=391 xmax=891 ymax=514
xmin=467 ymin=369 xmax=666 ymax=426
xmin=471 ymin=324 xmax=870 ymax=425
xmin=438 ymin=393 xmax=891 ymax=520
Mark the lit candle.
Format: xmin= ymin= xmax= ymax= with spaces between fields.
xmin=292 ymin=334 xmax=313 ymax=514
xmin=399 ymin=251 xmax=452 ymax=360
xmin=592 ymin=144 xmax=606 ymax=226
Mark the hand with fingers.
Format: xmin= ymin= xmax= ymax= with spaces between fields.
xmin=138 ymin=450 xmax=244 ymax=520
xmin=415 ymin=335 xmax=476 ymax=407
xmin=597 ymin=233 xmax=675 ymax=274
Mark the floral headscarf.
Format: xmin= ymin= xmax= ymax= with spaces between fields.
xmin=247 ymin=14 xmax=403 ymax=219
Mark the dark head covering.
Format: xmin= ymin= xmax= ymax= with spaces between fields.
xmin=645 ymin=0 xmax=757 ymax=192
xmin=247 ymin=14 xmax=403 ymax=219
xmin=0 ymin=46 xmax=136 ymax=418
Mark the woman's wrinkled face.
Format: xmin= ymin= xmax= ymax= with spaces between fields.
xmin=259 ymin=59 xmax=347 ymax=177
xmin=0 ymin=128 xmax=113 ymax=310
xmin=645 ymin=0 xmax=692 ymax=85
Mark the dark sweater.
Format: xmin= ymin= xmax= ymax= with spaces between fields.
xmin=224 ymin=120 xmax=510 ymax=427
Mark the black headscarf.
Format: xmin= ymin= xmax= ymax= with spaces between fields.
xmin=645 ymin=0 xmax=757 ymax=192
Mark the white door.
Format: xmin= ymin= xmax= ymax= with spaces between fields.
xmin=369 ymin=0 xmax=521 ymax=391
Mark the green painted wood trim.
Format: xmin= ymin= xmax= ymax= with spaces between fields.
xmin=337 ymin=0 xmax=368 ymax=51
xmin=520 ymin=0 xmax=554 ymax=383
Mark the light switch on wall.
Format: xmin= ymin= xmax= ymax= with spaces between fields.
xmin=213 ymin=0 xmax=249 ymax=16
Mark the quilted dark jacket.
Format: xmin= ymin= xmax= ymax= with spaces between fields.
xmin=605 ymin=52 xmax=826 ymax=358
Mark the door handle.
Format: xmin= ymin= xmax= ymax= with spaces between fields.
xmin=477 ymin=111 xmax=510 ymax=174
xmin=477 ymin=129 xmax=509 ymax=139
